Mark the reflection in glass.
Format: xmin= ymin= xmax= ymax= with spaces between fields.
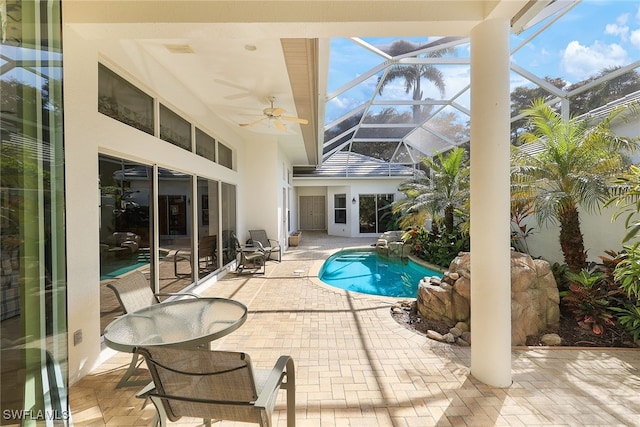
xmin=359 ymin=194 xmax=394 ymax=234
xmin=98 ymin=156 xmax=152 ymax=332
xmin=218 ymin=141 xmax=233 ymax=170
xmin=196 ymin=128 xmax=216 ymax=162
xmin=221 ymin=183 xmax=237 ymax=265
xmin=158 ymin=167 xmax=193 ymax=287
xmin=1 ymin=0 xmax=69 ymax=422
xmin=98 ymin=64 xmax=154 ymax=135
xmin=160 ymin=104 xmax=192 ymax=151
xmin=196 ymin=178 xmax=219 ymax=279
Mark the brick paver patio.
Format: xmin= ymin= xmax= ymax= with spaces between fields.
xmin=70 ymin=232 xmax=640 ymax=426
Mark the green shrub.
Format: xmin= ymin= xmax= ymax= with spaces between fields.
xmin=613 ymin=243 xmax=640 ymax=299
xmin=563 ymin=268 xmax=624 ymax=335
xmin=402 ymin=225 xmax=469 ymax=268
xmin=611 ymin=303 xmax=640 ymax=342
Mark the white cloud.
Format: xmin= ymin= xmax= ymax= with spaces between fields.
xmin=605 ymin=23 xmax=629 ymax=39
xmin=617 ymin=12 xmax=629 ymax=25
xmin=561 ymin=40 xmax=627 ymax=80
xmin=632 ymin=29 xmax=640 ymax=48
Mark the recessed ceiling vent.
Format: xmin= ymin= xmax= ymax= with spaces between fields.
xmin=164 ymin=44 xmax=195 ymax=54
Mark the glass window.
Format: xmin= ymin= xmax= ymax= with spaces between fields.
xmin=221 ymin=183 xmax=237 ymax=264
xmin=196 ymin=177 xmax=219 ymax=279
xmin=196 ymin=128 xmax=216 ymax=162
xmin=1 ymin=0 xmax=69 ymax=421
xmin=218 ymin=141 xmax=233 ymax=169
xmin=160 ymin=104 xmax=192 ymax=151
xmin=158 ymin=167 xmax=194 ymax=287
xmin=98 ymin=155 xmax=153 ymax=332
xmin=334 ymin=194 xmax=347 ymax=224
xmin=98 ymin=63 xmax=154 ymax=135
xmin=359 ymin=194 xmax=394 ymax=233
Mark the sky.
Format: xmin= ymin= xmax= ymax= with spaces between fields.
xmin=325 ymin=0 xmax=640 ymax=124
xmin=512 ymin=0 xmax=640 ymax=83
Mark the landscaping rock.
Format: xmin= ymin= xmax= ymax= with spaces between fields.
xmin=426 ymin=330 xmax=444 ymax=342
xmin=540 ymin=333 xmax=562 ymax=346
xmin=417 ymin=251 xmax=560 ymax=346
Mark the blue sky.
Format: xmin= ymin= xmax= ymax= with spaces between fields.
xmin=326 ymin=1 xmax=640 ymax=124
xmin=512 ymin=0 xmax=640 ymax=83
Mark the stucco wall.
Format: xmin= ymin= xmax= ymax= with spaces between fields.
xmin=63 ymin=26 xmax=253 ymax=384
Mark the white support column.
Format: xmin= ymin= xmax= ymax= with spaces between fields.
xmin=470 ymin=18 xmax=512 ymax=387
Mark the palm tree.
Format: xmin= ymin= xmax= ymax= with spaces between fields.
xmin=511 ymin=99 xmax=640 ymax=272
xmin=377 ymin=40 xmax=452 ymax=121
xmin=393 ymin=147 xmax=469 ymax=233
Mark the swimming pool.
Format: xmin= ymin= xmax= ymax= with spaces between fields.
xmin=318 ymin=249 xmax=443 ymax=298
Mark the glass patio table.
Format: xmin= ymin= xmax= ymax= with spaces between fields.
xmin=103 ymin=297 xmax=247 ymax=386
xmin=104 ymin=297 xmax=248 ymax=352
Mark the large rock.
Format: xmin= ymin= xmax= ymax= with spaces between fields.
xmin=417 ymin=250 xmax=560 ymax=346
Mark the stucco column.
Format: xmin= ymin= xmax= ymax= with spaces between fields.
xmin=470 ymin=18 xmax=512 ymax=387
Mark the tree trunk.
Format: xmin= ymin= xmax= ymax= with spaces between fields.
xmin=558 ymin=203 xmax=587 ymax=272
xmin=412 ymin=78 xmax=422 ymax=121
xmin=444 ymin=204 xmax=455 ymax=235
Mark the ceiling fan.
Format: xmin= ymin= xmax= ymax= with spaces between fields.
xmin=239 ymin=96 xmax=308 ymax=132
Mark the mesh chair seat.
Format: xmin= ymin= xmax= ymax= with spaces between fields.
xmin=106 ymin=271 xmax=197 ymax=387
xmin=137 ymin=347 xmax=295 ymax=427
xmin=249 ymin=230 xmax=281 ymax=262
xmin=232 ymin=234 xmax=266 ymax=274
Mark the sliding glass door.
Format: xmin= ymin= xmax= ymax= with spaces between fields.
xmin=98 ymin=154 xmax=237 ymax=332
xmin=1 ymin=0 xmax=69 ymax=423
xmin=359 ymin=194 xmax=394 ymax=234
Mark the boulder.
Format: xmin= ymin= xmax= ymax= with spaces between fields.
xmin=417 ymin=251 xmax=560 ymax=346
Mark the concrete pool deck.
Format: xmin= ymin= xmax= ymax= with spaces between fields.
xmin=70 ymin=231 xmax=640 ymax=426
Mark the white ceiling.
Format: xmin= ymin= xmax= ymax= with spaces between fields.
xmin=63 ymin=0 xmax=539 ymax=166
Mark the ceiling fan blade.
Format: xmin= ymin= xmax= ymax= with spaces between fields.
xmin=239 ymin=117 xmax=267 ymax=127
xmin=282 ymin=116 xmax=309 ymax=125
xmin=273 ymin=119 xmax=287 ymax=132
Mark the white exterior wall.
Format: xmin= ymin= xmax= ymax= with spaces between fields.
xmin=63 ymin=27 xmax=252 ymax=384
xmin=241 ymin=142 xmax=295 ymax=248
xmin=294 ymin=178 xmax=405 ymax=237
xmin=523 ymin=190 xmax=633 ymax=265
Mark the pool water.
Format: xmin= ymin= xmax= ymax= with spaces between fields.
xmin=319 ymin=249 xmax=443 ymax=298
xmin=100 ymin=249 xmax=168 ymax=280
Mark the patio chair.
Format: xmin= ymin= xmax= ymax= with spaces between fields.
xmin=136 ymin=346 xmax=295 ymax=427
xmin=249 ymin=229 xmax=281 ymax=262
xmin=232 ymin=234 xmax=266 ymax=274
xmin=173 ymin=235 xmax=218 ymax=278
xmin=106 ymin=271 xmax=198 ymax=387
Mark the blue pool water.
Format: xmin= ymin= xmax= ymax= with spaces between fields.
xmin=319 ymin=249 xmax=443 ymax=298
xmin=100 ymin=249 xmax=168 ymax=280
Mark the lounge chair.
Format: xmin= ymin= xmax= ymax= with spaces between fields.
xmin=232 ymin=234 xmax=266 ymax=274
xmin=136 ymin=347 xmax=295 ymax=427
xmin=249 ymin=229 xmax=282 ymax=262
xmin=106 ymin=271 xmax=198 ymax=387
